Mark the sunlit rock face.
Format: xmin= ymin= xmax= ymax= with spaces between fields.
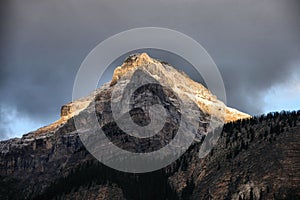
xmin=110 ymin=53 xmax=250 ymax=123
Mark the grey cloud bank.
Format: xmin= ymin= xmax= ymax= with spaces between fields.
xmin=0 ymin=0 xmax=299 ymax=139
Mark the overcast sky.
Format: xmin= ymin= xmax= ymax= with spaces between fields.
xmin=1 ymin=0 xmax=300 ymax=140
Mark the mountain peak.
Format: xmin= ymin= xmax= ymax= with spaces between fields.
xmin=110 ymin=53 xmax=155 ymax=86
xmin=28 ymin=53 xmax=250 ymax=137
xmin=110 ymin=53 xmax=250 ymax=123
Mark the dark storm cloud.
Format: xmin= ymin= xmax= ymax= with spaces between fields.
xmin=0 ymin=0 xmax=300 ymax=139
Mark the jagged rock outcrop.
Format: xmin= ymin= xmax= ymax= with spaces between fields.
xmin=110 ymin=53 xmax=250 ymax=123
xmin=0 ymin=53 xmax=299 ymax=200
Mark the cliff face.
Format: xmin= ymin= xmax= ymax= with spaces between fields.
xmin=0 ymin=54 xmax=299 ymax=199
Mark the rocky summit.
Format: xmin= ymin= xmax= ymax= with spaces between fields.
xmin=0 ymin=53 xmax=299 ymax=200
